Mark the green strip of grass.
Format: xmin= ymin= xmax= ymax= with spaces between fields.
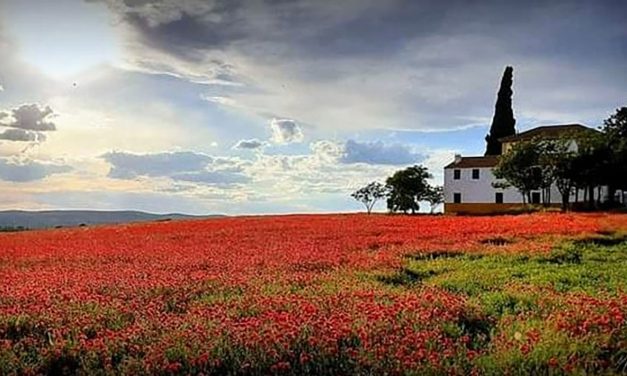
xmin=377 ymin=232 xmax=627 ymax=374
xmin=388 ymin=233 xmax=627 ymax=299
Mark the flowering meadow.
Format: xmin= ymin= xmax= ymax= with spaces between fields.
xmin=1 ymin=213 xmax=627 ymax=375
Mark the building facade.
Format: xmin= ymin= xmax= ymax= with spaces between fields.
xmin=443 ymin=124 xmax=602 ymax=214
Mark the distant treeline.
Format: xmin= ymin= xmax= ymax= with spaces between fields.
xmin=0 ymin=226 xmax=29 ymax=232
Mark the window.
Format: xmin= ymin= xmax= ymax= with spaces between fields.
xmin=495 ymin=192 xmax=503 ymax=204
xmin=453 ymin=193 xmax=462 ymax=204
xmin=472 ymin=169 xmax=480 ymax=179
xmin=453 ymin=169 xmax=461 ymax=180
xmin=531 ymin=192 xmax=541 ymax=204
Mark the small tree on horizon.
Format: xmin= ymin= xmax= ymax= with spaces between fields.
xmin=351 ymin=181 xmax=388 ymax=214
xmin=386 ymin=165 xmax=432 ymax=214
xmin=485 ymin=66 xmax=516 ymax=156
xmin=424 ymin=185 xmax=444 ymax=214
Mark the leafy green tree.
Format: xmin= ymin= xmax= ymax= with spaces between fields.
xmin=600 ymin=107 xmax=627 ymax=202
xmin=351 ymin=182 xmax=388 ymax=214
xmin=385 ymin=165 xmax=432 ymax=214
xmin=492 ymin=140 xmax=543 ymax=203
xmin=540 ymin=139 xmax=577 ymax=210
xmin=485 ymin=66 xmax=516 ymax=156
xmin=424 ymin=185 xmax=444 ymax=214
xmin=570 ymin=132 xmax=609 ymax=208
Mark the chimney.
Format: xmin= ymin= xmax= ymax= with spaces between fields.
xmin=454 ymin=154 xmax=462 ymax=163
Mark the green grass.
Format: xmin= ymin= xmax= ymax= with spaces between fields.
xmin=377 ymin=232 xmax=627 ymax=374
xmin=391 ymin=233 xmax=627 ymax=298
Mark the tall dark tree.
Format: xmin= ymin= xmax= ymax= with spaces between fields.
xmin=485 ymin=66 xmax=516 ymax=155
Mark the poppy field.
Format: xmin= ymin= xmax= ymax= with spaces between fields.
xmin=1 ymin=213 xmax=627 ymax=375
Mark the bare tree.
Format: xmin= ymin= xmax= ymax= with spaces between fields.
xmin=351 ymin=182 xmax=388 ymax=214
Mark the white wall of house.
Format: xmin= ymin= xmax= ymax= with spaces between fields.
xmin=444 ymin=167 xmax=521 ymax=204
xmin=442 ymin=166 xmax=599 ymax=204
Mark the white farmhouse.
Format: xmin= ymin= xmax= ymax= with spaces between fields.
xmin=443 ymin=124 xmax=604 ymax=214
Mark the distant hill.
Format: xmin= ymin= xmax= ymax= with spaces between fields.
xmin=0 ymin=210 xmax=223 ymax=230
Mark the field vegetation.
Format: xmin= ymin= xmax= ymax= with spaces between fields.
xmin=0 ymin=213 xmax=626 ymax=375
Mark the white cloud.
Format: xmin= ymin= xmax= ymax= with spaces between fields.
xmin=171 ymin=170 xmax=250 ymax=186
xmin=270 ymin=118 xmax=303 ymax=144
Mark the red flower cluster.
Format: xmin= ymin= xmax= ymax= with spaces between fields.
xmin=0 ymin=212 xmax=624 ymax=374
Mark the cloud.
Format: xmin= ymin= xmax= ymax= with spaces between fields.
xmin=102 ymin=151 xmax=212 ymax=179
xmin=0 ymin=84 xmax=3 ymax=91
xmin=98 ymin=0 xmax=627 ymax=133
xmin=0 ymin=159 xmax=71 ymax=182
xmin=171 ymin=170 xmax=251 ymax=185
xmin=98 ymin=0 xmax=221 ymax=28
xmin=270 ymin=119 xmax=303 ymax=144
xmin=310 ymin=139 xmax=424 ymax=165
xmin=101 ymin=150 xmax=249 ymax=186
xmin=233 ymin=138 xmax=264 ymax=150
xmin=341 ymin=140 xmax=424 ymax=165
xmin=0 ymin=104 xmax=56 ymax=131
xmin=0 ymin=128 xmax=46 ymax=142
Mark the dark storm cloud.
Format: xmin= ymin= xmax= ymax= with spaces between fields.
xmin=0 ymin=159 xmax=71 ymax=182
xmin=96 ymin=0 xmax=627 ymax=130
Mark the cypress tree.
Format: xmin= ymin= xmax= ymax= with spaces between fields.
xmin=485 ymin=66 xmax=516 ymax=155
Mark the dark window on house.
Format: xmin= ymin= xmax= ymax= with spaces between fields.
xmin=495 ymin=192 xmax=503 ymax=204
xmin=472 ymin=169 xmax=480 ymax=179
xmin=531 ymin=192 xmax=541 ymax=204
xmin=453 ymin=193 xmax=462 ymax=204
xmin=453 ymin=169 xmax=461 ymax=180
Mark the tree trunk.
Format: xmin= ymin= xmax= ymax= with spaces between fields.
xmin=607 ymin=185 xmax=616 ymax=204
xmin=560 ymin=187 xmax=571 ymax=211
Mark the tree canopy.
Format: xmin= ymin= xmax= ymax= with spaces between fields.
xmin=385 ymin=165 xmax=432 ymax=214
xmin=351 ymin=182 xmax=388 ymax=214
xmin=493 ymin=106 xmax=627 ymax=210
xmin=492 ymin=140 xmax=542 ymax=203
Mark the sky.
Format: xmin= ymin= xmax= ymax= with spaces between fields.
xmin=0 ymin=0 xmax=625 ymax=215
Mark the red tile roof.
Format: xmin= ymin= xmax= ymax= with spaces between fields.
xmin=444 ymin=155 xmax=499 ymax=169
xmin=498 ymin=123 xmax=597 ymax=143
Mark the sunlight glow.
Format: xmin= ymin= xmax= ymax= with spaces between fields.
xmin=2 ymin=0 xmax=119 ymax=79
